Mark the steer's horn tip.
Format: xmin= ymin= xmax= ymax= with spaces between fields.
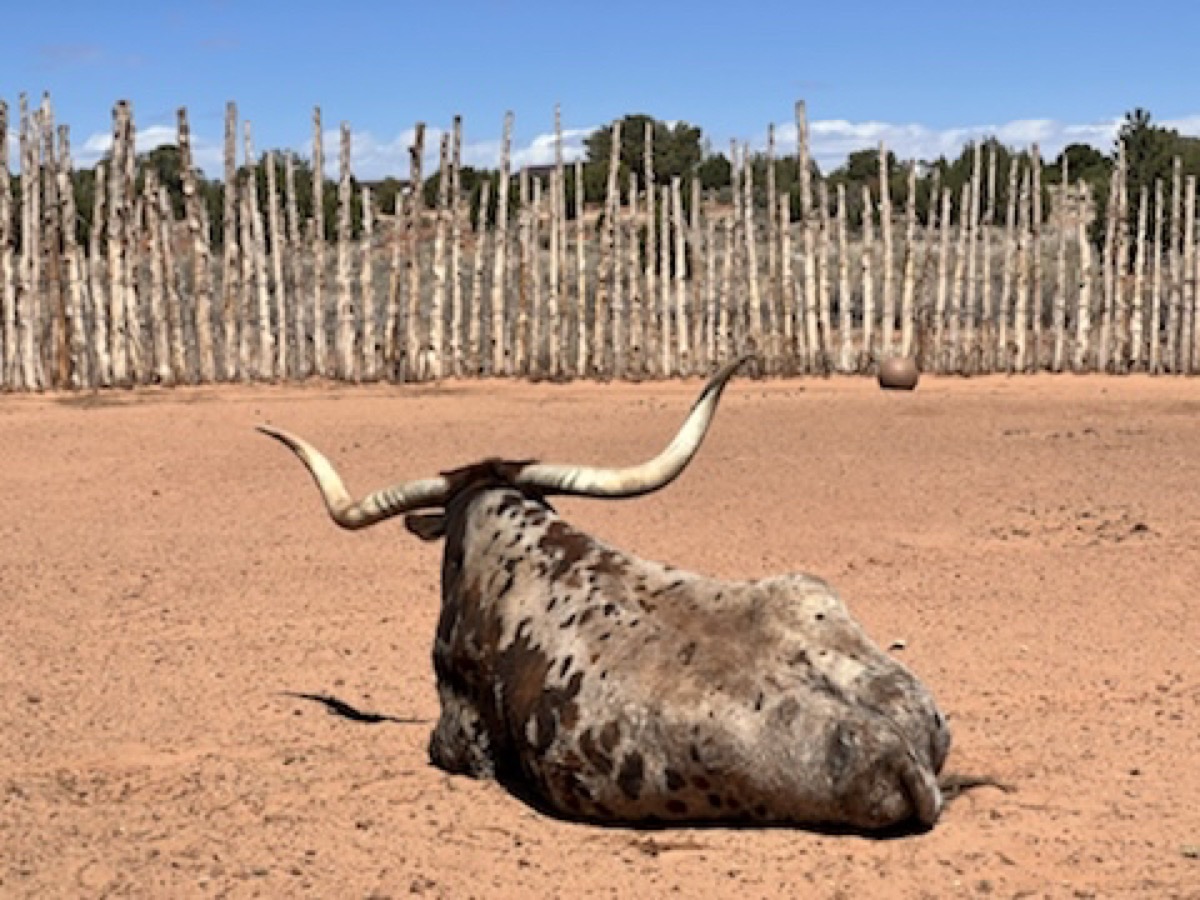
xmin=256 ymin=424 xmax=305 ymax=455
xmin=706 ymin=354 xmax=757 ymax=390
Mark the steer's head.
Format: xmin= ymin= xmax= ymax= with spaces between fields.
xmin=258 ymin=357 xmax=752 ymax=536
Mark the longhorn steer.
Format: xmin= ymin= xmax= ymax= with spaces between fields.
xmin=260 ymin=358 xmax=951 ymax=831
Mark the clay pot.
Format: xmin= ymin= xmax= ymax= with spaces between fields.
xmin=878 ymin=356 xmax=920 ymax=391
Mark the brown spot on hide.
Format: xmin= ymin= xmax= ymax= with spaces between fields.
xmin=692 ymin=774 xmax=711 ymax=791
xmin=537 ymin=521 xmax=595 ymax=580
xmin=592 ymin=550 xmax=629 ymax=580
xmin=495 ymin=572 xmax=516 ymax=601
xmin=496 ymin=632 xmax=557 ymax=743
xmin=617 ymin=752 xmax=645 ymax=800
xmin=707 ymin=793 xmax=723 ymax=809
xmin=566 ymin=771 xmax=593 ymax=802
xmin=599 ymin=721 xmax=621 ymax=753
xmin=665 ymin=798 xmax=689 ymax=816
xmin=665 ymin=769 xmax=685 ymax=791
xmin=531 ymin=702 xmax=556 ymax=753
xmin=651 ymin=579 xmax=685 ymax=598
xmin=578 ymin=729 xmax=614 ymax=777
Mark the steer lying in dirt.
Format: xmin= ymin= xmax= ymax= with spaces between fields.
xmin=260 ymin=358 xmax=952 ymax=831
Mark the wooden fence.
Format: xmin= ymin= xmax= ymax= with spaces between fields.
xmin=2 ymin=95 xmax=1199 ymax=391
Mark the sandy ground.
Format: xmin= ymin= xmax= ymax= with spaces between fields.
xmin=2 ymin=373 xmax=1198 ymax=899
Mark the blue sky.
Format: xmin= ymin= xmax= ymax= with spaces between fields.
xmin=5 ymin=0 xmax=1200 ymax=178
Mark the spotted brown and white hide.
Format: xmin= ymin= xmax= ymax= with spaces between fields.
xmin=260 ymin=358 xmax=952 ymax=831
xmin=421 ymin=482 xmax=949 ymax=830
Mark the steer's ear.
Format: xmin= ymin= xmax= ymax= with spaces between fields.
xmin=404 ymin=513 xmax=447 ymax=541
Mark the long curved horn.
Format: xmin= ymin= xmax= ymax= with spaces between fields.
xmin=258 ymin=426 xmax=451 ymax=530
xmin=516 ymin=355 xmax=752 ymax=498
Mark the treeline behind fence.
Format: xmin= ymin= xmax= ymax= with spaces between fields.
xmin=3 ymin=95 xmax=1200 ymax=391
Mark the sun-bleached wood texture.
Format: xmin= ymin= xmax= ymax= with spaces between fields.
xmin=4 ymin=96 xmax=1199 ymax=391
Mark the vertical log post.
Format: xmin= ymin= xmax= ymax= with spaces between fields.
xmin=860 ymin=185 xmax=876 ymax=371
xmin=178 ymin=108 xmax=215 ymax=383
xmin=878 ymin=141 xmax=895 ymax=362
xmin=1051 ymin=159 xmax=1071 ymax=372
xmin=360 ymin=185 xmax=376 ymax=380
xmin=0 ymin=101 xmax=15 ymax=388
xmin=56 ymin=125 xmax=91 ymax=389
xmin=899 ymin=162 xmax=919 ymax=360
xmin=1150 ymin=180 xmax=1164 ymax=374
xmin=1131 ymin=185 xmax=1149 ymax=371
xmin=266 ymin=150 xmax=289 ymax=379
xmin=467 ymin=178 xmax=491 ymax=375
xmin=490 ymin=114 xmax=511 ymax=376
xmin=334 ymin=122 xmax=355 ymax=380
xmin=593 ymin=120 xmax=621 ymax=378
xmin=963 ymin=142 xmax=981 ymax=372
xmin=430 ymin=133 xmax=451 ymax=380
xmin=222 ymin=102 xmax=241 ymax=380
xmin=105 ymin=100 xmax=130 ymax=387
xmin=244 ymin=122 xmax=273 ymax=378
xmin=449 ymin=116 xmax=465 ymax=377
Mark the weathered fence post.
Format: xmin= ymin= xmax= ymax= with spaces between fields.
xmin=310 ymin=107 xmax=327 ymax=378
xmin=144 ymin=170 xmax=173 ymax=384
xmin=899 ymin=162 xmax=919 ymax=360
xmin=222 ymin=102 xmax=242 ymax=380
xmin=1131 ymin=184 xmax=1149 ymax=371
xmin=266 ymin=150 xmax=289 ymax=379
xmin=431 ymin=133 xmax=451 ymax=380
xmin=178 ymin=108 xmax=216 ymax=383
xmin=593 ymin=120 xmax=620 ymax=378
xmin=0 ymin=101 xmax=14 ymax=389
xmin=490 ymin=114 xmax=511 ymax=376
xmin=879 ymin=141 xmax=895 ymax=362
xmin=449 ymin=116 xmax=465 ymax=378
xmin=334 ymin=122 xmax=355 ymax=380
xmin=1051 ymin=160 xmax=1071 ymax=372
xmin=56 ymin=125 xmax=90 ymax=389
xmin=859 ymin=184 xmax=876 ymax=371
xmin=360 ymin=184 xmax=376 ymax=380
xmin=105 ymin=100 xmax=131 ymax=387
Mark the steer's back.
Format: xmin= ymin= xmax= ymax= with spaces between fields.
xmin=433 ymin=487 xmax=949 ymax=829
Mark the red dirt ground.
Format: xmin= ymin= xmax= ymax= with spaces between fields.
xmin=2 ymin=374 xmax=1198 ymax=898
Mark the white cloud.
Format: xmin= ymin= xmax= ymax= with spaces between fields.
xmin=62 ymin=112 xmax=1200 ymax=181
xmin=76 ymin=124 xmax=223 ymax=174
xmin=772 ymin=116 xmax=1124 ymax=172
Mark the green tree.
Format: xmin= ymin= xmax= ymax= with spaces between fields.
xmin=1117 ymin=108 xmax=1200 ymax=213
xmin=137 ymin=144 xmax=190 ymax=219
xmin=582 ymin=114 xmax=704 ymax=202
xmin=697 ymin=152 xmax=731 ymax=192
